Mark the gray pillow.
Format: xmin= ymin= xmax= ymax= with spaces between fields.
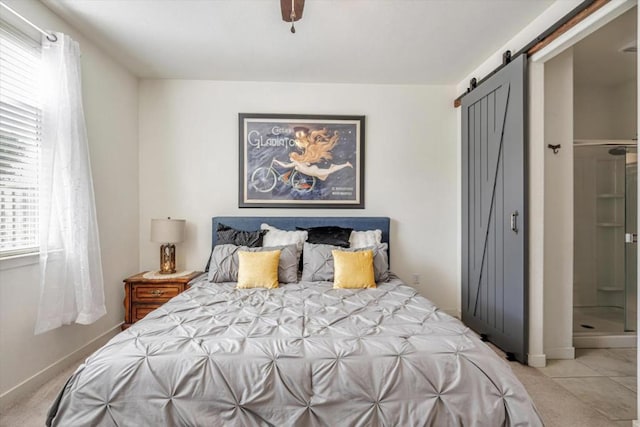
xmin=301 ymin=242 xmax=334 ymax=282
xmin=208 ymin=244 xmax=299 ymax=283
xmin=366 ymin=243 xmax=390 ymax=283
xmin=301 ymin=242 xmax=390 ymax=283
xmin=208 ymin=244 xmax=240 ymax=282
xmin=263 ymin=244 xmax=299 ymax=283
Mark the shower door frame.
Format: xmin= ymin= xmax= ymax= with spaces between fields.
xmin=573 ymin=140 xmax=637 ymax=337
xmin=625 ymin=146 xmax=637 ymax=332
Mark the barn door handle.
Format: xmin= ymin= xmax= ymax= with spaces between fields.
xmin=510 ymin=211 xmax=519 ymax=233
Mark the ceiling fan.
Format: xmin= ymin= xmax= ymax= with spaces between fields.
xmin=280 ymin=0 xmax=305 ymax=33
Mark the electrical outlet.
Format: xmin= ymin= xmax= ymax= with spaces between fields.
xmin=412 ymin=273 xmax=420 ymax=285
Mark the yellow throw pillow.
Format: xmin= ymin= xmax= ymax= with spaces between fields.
xmin=237 ymin=250 xmax=281 ymax=289
xmin=332 ymin=250 xmax=376 ymax=289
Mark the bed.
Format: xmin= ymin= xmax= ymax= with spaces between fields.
xmin=47 ymin=216 xmax=543 ymax=426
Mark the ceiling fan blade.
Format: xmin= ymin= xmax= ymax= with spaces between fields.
xmin=280 ymin=0 xmax=305 ymax=22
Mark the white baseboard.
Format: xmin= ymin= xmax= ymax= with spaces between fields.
xmin=527 ymin=353 xmax=547 ymax=368
xmin=0 ymin=323 xmax=122 ymax=412
xmin=545 ymin=346 xmax=575 ymax=360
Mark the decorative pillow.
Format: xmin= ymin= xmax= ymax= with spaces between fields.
xmin=301 ymin=242 xmax=335 ymax=282
xmin=262 ymin=244 xmax=299 ymax=283
xmin=204 ymin=224 xmax=266 ymax=272
xmin=217 ymin=223 xmax=265 ymax=247
xmin=208 ymin=244 xmax=240 ymax=282
xmin=332 ymin=250 xmax=376 ymax=289
xmin=237 ymin=250 xmax=281 ymax=289
xmin=349 ymin=229 xmax=382 ymax=249
xmin=261 ymin=224 xmax=307 ymax=252
xmin=297 ymin=226 xmax=352 ymax=247
xmin=301 ymin=242 xmax=390 ymax=283
xmin=208 ymin=244 xmax=299 ymax=283
xmin=363 ymin=242 xmax=390 ymax=283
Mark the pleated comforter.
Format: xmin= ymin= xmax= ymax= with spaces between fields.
xmin=47 ymin=275 xmax=543 ymax=426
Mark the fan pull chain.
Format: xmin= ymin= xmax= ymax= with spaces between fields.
xmin=290 ymin=0 xmax=296 ymax=33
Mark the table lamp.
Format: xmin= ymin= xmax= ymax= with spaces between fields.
xmin=150 ymin=218 xmax=185 ymax=274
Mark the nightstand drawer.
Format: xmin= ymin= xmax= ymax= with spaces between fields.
xmin=132 ymin=284 xmax=181 ymax=301
xmin=122 ymin=271 xmax=202 ymax=330
xmin=132 ymin=305 xmax=159 ymax=321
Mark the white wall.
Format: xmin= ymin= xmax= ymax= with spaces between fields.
xmin=543 ymin=49 xmax=575 ymax=360
xmin=455 ymin=0 xmax=583 ymax=94
xmin=575 ymin=78 xmax=638 ymax=140
xmin=0 ymin=0 xmax=139 ymax=400
xmin=575 ymin=84 xmax=619 ymax=140
xmin=138 ymin=80 xmax=458 ymax=312
xmin=613 ymin=79 xmax=638 ymax=140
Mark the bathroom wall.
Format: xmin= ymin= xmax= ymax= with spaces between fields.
xmin=574 ymin=78 xmax=638 ymax=140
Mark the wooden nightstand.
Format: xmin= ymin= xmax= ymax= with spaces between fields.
xmin=122 ymin=271 xmax=202 ymax=330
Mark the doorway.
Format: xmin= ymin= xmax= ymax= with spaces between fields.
xmin=572 ymin=8 xmax=637 ymax=347
xmin=526 ymin=0 xmax=638 ymax=367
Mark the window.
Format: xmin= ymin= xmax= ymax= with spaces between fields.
xmin=0 ymin=21 xmax=42 ymax=257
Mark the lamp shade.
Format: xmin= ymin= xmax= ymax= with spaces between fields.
xmin=150 ymin=218 xmax=185 ymax=244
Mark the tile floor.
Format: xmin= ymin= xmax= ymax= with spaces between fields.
xmin=537 ymin=348 xmax=637 ymax=424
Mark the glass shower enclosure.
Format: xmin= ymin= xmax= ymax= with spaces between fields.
xmin=573 ymin=142 xmax=637 ymax=335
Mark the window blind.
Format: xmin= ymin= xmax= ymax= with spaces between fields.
xmin=0 ymin=21 xmax=42 ymax=256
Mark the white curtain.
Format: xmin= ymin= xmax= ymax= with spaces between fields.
xmin=35 ymin=32 xmax=105 ymax=335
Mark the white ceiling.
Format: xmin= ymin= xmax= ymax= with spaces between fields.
xmin=42 ymin=0 xmax=555 ymax=84
xmin=574 ymin=7 xmax=637 ymax=88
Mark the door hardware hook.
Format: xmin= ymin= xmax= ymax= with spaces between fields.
xmin=548 ymin=144 xmax=561 ymax=154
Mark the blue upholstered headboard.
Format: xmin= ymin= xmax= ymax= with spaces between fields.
xmin=212 ymin=216 xmax=390 ymax=255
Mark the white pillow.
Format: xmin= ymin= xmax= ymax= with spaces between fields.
xmin=261 ymin=224 xmax=308 ymax=252
xmin=349 ymin=229 xmax=382 ymax=249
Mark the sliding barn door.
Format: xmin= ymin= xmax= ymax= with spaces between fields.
xmin=461 ymin=54 xmax=527 ymax=363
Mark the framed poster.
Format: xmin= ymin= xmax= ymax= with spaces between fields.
xmin=239 ymin=113 xmax=365 ymax=208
